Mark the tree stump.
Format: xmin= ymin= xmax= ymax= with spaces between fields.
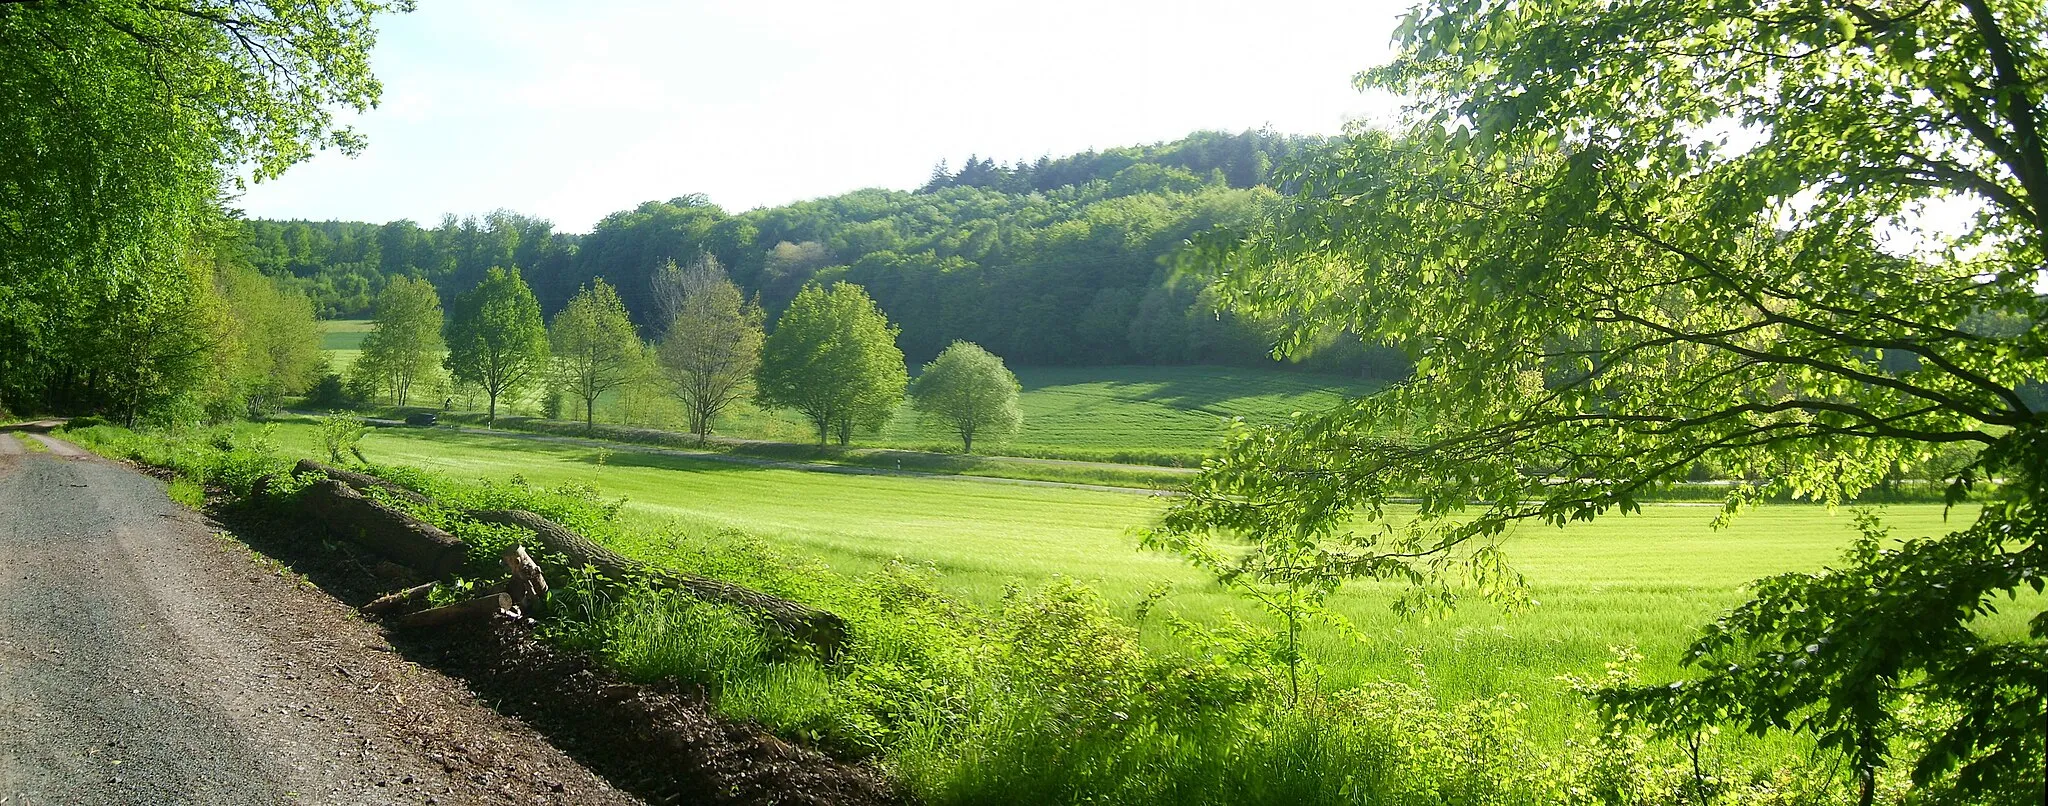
xmin=503 ymin=545 xmax=549 ymax=611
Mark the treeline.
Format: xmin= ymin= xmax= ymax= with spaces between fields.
xmin=241 ymin=130 xmax=1407 ymax=377
xmin=916 ymin=128 xmax=1317 ymax=194
xmin=343 ymin=259 xmax=1016 ymax=451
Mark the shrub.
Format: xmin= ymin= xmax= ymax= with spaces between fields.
xmin=304 ymin=372 xmax=352 ymax=408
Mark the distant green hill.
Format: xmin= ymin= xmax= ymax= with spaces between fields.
xmin=259 ymin=131 xmax=1407 ymax=380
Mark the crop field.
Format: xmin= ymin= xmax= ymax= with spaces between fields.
xmin=258 ymin=419 xmax=2030 ymax=746
xmin=322 ymin=320 xmax=1378 ymax=464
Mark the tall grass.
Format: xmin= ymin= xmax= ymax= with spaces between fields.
xmin=62 ymin=421 xmax=288 ymax=497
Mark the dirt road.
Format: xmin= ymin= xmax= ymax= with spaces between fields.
xmin=0 ymin=437 xmax=641 ymax=805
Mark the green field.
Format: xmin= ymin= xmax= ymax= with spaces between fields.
xmin=717 ymin=365 xmax=1380 ymax=462
xmin=319 ymin=318 xmax=373 ymax=371
xmin=259 ymin=419 xmax=2031 ymax=745
xmin=320 ymin=320 xmax=1379 ymax=465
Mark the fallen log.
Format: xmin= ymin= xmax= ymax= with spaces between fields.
xmin=468 ymin=509 xmax=848 ymax=656
xmin=362 ymin=581 xmax=439 ymax=615
xmin=292 ymin=459 xmax=432 ymax=506
xmin=301 ymin=479 xmax=468 ymax=578
xmin=395 ymin=592 xmax=515 ymax=629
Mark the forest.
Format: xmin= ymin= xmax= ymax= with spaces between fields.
xmin=235 ymin=130 xmax=1404 ymax=374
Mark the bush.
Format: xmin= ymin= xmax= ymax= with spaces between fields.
xmin=304 ymin=372 xmax=352 ymax=409
xmin=58 ymin=422 xmax=289 ymax=498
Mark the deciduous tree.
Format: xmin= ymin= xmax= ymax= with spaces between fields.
xmin=217 ymin=263 xmax=323 ymax=416
xmin=1158 ymin=1 xmax=2046 ymax=800
xmin=656 ymin=257 xmax=763 ymax=443
xmin=756 ymin=282 xmax=906 ymax=446
xmin=909 ymin=341 xmax=1021 ymax=453
xmin=549 ymin=278 xmax=639 ymax=432
xmin=446 ymin=267 xmax=548 ymax=424
xmin=0 ymin=0 xmax=401 ymax=418
xmin=356 ymin=275 xmax=443 ymax=407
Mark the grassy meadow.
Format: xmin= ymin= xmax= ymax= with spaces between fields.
xmin=319 ymin=317 xmax=373 ymax=370
xmin=256 ymin=419 xmax=2028 ymax=744
xmin=318 ymin=319 xmax=1378 ymax=466
xmin=717 ymin=365 xmax=1382 ymax=464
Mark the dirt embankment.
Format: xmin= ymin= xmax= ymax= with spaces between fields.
xmin=216 ymin=464 xmax=899 ymax=806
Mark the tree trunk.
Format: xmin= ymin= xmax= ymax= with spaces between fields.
xmin=487 ymin=389 xmax=498 ymax=424
xmin=292 ymin=458 xmax=431 ymax=505
xmin=395 ymin=592 xmax=515 ymax=629
xmin=584 ymin=396 xmax=596 ymax=434
xmin=467 ymin=508 xmax=848 ymax=657
xmin=298 ymin=479 xmax=469 ymax=578
xmin=502 ymin=545 xmax=548 ymax=611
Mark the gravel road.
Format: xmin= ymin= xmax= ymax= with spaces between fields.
xmin=0 ymin=438 xmax=642 ymax=806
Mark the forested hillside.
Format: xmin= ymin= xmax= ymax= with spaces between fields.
xmin=240 ymin=130 xmax=1404 ymax=375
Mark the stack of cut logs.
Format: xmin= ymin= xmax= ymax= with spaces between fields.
xmin=266 ymin=460 xmax=847 ymax=656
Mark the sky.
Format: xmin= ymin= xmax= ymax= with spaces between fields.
xmin=233 ymin=0 xmax=1411 ymax=233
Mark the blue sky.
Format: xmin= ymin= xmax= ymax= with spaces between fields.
xmin=233 ymin=0 xmax=1408 ymax=232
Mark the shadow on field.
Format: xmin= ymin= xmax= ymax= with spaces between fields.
xmin=1012 ymin=365 xmax=1382 ymax=418
xmin=572 ymin=447 xmax=779 ymax=475
xmin=206 ymin=495 xmax=897 ymax=806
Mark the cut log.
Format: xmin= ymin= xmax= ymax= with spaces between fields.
xmin=502 ymin=545 xmax=549 ymax=611
xmin=468 ymin=509 xmax=848 ymax=656
xmin=362 ymin=582 xmax=439 ymax=615
xmin=300 ymin=479 xmax=468 ymax=578
xmin=291 ymin=459 xmax=432 ymax=506
xmin=395 ymin=592 xmax=515 ymax=629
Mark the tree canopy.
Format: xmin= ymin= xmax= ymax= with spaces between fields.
xmin=0 ymin=0 xmax=401 ymax=419
xmin=909 ymin=341 xmax=1022 ymax=453
xmin=549 ymin=278 xmax=640 ymax=432
xmin=446 ymin=267 xmax=548 ymax=424
xmin=756 ymin=282 xmax=907 ymax=446
xmin=356 ymin=275 xmax=443 ymax=408
xmin=656 ymin=257 xmax=764 ymax=443
xmin=1157 ymin=0 xmax=2046 ymax=801
xmin=216 ymin=261 xmax=323 ymax=416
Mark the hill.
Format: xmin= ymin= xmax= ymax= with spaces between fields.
xmin=247 ymin=130 xmax=1408 ymax=379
